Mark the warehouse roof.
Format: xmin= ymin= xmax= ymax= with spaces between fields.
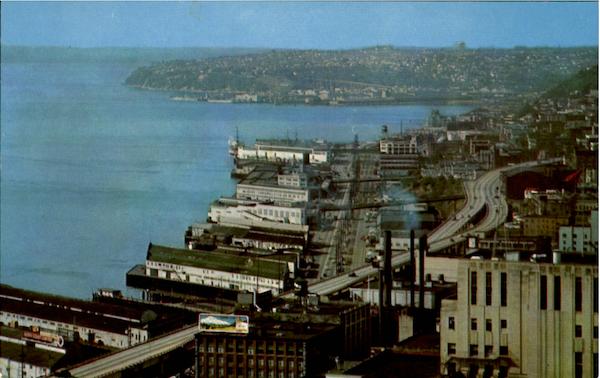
xmin=147 ymin=244 xmax=289 ymax=280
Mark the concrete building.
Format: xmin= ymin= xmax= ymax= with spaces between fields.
xmin=236 ymin=139 xmax=330 ymax=165
xmin=143 ymin=244 xmax=294 ymax=295
xmin=574 ymin=197 xmax=598 ymax=226
xmin=380 ymin=135 xmax=419 ymax=155
xmin=195 ymin=300 xmax=370 ymax=378
xmin=379 ymin=135 xmax=421 ymax=175
xmin=521 ymin=215 xmax=570 ymax=242
xmin=277 ymin=172 xmax=308 ymax=189
xmin=440 ymin=258 xmax=598 ymax=378
xmin=208 ymin=197 xmax=307 ymax=226
xmin=272 ymin=300 xmax=372 ymax=361
xmin=558 ymin=226 xmax=595 ymax=254
xmin=235 ymin=165 xmax=311 ymax=206
xmin=349 ymin=277 xmax=455 ymax=310
xmin=236 ymin=183 xmax=310 ymax=205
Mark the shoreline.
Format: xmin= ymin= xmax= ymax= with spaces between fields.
xmin=128 ymin=85 xmax=482 ymax=107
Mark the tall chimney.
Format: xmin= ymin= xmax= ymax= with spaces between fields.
xmin=378 ymin=268 xmax=384 ymax=345
xmin=384 ymin=231 xmax=392 ymax=309
xmin=410 ymin=229 xmax=415 ymax=309
xmin=419 ymin=235 xmax=427 ymax=311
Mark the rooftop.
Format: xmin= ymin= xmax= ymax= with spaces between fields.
xmin=198 ymin=314 xmax=337 ymax=341
xmin=147 ymin=244 xmax=290 ymax=280
xmin=0 ymin=285 xmax=191 ymax=336
xmin=212 ymin=196 xmax=306 ymax=211
xmin=255 ymin=138 xmax=329 ymax=150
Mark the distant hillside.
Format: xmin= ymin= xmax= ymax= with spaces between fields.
xmin=542 ymin=64 xmax=598 ymax=100
xmin=124 ymin=45 xmax=598 ymax=103
xmin=0 ymin=45 xmax=268 ymax=64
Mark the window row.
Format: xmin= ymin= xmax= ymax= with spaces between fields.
xmin=470 ymin=271 xmax=507 ymax=307
xmin=447 ymin=317 xmax=507 ymax=331
xmin=447 ymin=343 xmax=508 ymax=357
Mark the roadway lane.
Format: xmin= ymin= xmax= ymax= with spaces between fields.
xmin=68 ymin=326 xmax=197 ymax=377
xmin=70 ymin=160 xmax=564 ymax=375
xmin=306 ymin=159 xmax=563 ymax=296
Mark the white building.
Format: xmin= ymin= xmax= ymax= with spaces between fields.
xmin=0 ymin=342 xmax=63 ymax=378
xmin=558 ymin=226 xmax=594 ymax=253
xmin=236 ymin=140 xmax=330 ymax=165
xmin=236 ymin=183 xmax=309 ymax=205
xmin=380 ymin=136 xmax=418 ymax=155
xmin=558 ymin=211 xmax=598 ymax=254
xmin=440 ymin=258 xmax=598 ymax=378
xmin=278 ymin=172 xmax=308 ymax=188
xmin=146 ymin=244 xmax=293 ymax=295
xmin=0 ymin=286 xmax=149 ymax=350
xmin=208 ymin=197 xmax=307 ymax=225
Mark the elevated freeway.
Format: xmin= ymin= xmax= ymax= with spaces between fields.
xmin=65 ymin=325 xmax=197 ymax=377
xmin=64 ymin=159 xmax=562 ymax=375
xmin=427 ymin=158 xmax=562 ymax=252
xmin=304 ymin=158 xmax=563 ymax=296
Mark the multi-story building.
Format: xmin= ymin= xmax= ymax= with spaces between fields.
xmin=521 ymin=215 xmax=570 ymax=242
xmin=235 ymin=164 xmax=313 ymax=206
xmin=208 ymin=197 xmax=307 ymax=226
xmin=440 ymin=258 xmax=598 ymax=378
xmin=277 ymin=172 xmax=308 ymax=189
xmin=558 ymin=226 xmax=596 ymax=254
xmin=196 ymin=316 xmax=338 ymax=378
xmin=273 ymin=300 xmax=372 ymax=360
xmin=236 ymin=183 xmax=309 ymax=205
xmin=574 ymin=197 xmax=598 ymax=226
xmin=380 ymin=135 xmax=419 ymax=155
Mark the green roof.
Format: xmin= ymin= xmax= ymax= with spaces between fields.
xmin=147 ymin=244 xmax=289 ymax=280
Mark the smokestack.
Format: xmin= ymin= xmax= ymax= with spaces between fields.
xmin=378 ymin=269 xmax=384 ymax=345
xmin=410 ymin=230 xmax=415 ymax=309
xmin=419 ymin=235 xmax=427 ymax=311
xmin=384 ymin=231 xmax=392 ymax=309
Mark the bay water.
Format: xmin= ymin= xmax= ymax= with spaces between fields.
xmin=1 ymin=51 xmax=472 ymax=298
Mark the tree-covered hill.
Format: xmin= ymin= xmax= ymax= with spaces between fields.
xmin=124 ymin=45 xmax=598 ymax=103
xmin=542 ymin=64 xmax=598 ymax=100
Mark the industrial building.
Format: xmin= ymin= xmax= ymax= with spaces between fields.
xmin=236 ymin=183 xmax=310 ymax=205
xmin=379 ymin=135 xmax=419 ymax=155
xmin=138 ymin=244 xmax=295 ymax=295
xmin=195 ymin=316 xmax=337 ymax=378
xmin=186 ymin=223 xmax=307 ymax=253
xmin=236 ymin=139 xmax=330 ymax=165
xmin=0 ymin=285 xmax=157 ymax=349
xmin=440 ymin=257 xmax=598 ymax=378
xmin=208 ymin=197 xmax=307 ymax=226
xmin=349 ymin=276 xmax=455 ymax=310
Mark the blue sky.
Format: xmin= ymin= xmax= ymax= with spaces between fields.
xmin=1 ymin=2 xmax=598 ymax=49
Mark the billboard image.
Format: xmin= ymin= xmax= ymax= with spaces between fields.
xmin=199 ymin=314 xmax=249 ymax=334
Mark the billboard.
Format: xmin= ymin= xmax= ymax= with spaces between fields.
xmin=199 ymin=314 xmax=249 ymax=334
xmin=23 ymin=331 xmax=65 ymax=347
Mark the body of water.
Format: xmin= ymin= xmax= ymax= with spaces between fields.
xmin=1 ymin=55 xmax=473 ymax=298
